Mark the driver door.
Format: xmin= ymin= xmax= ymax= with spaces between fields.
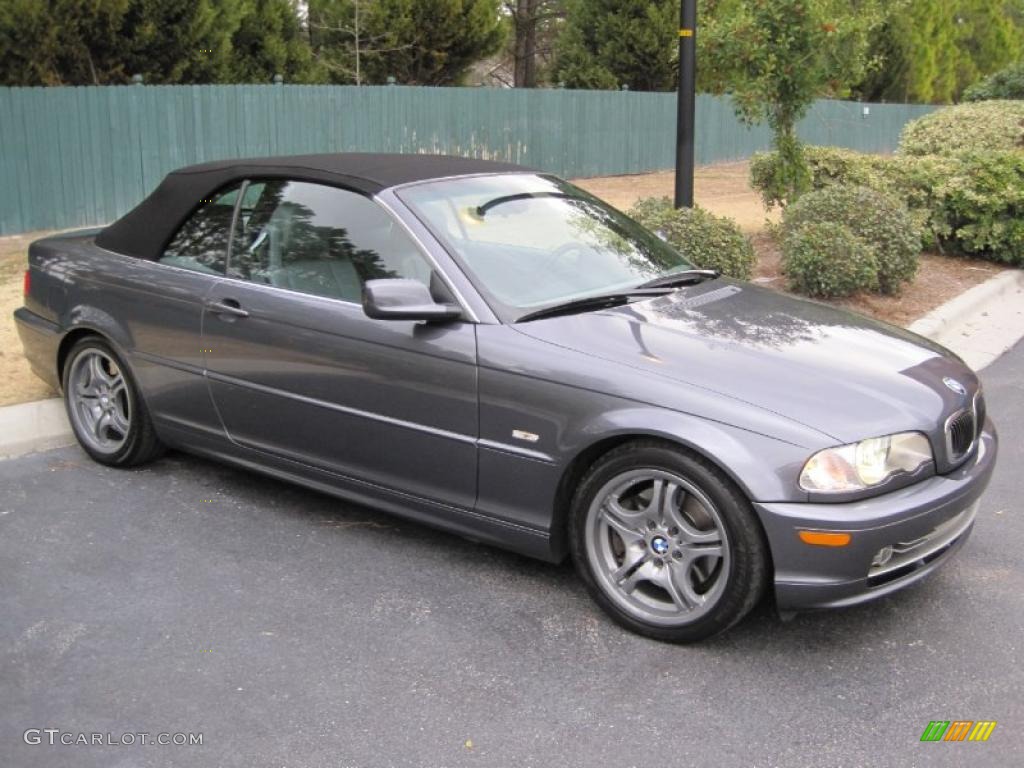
xmin=201 ymin=179 xmax=479 ymax=510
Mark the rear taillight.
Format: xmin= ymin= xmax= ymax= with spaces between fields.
xmin=23 ymin=269 xmax=30 ymax=298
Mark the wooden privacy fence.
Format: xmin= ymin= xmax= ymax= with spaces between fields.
xmin=0 ymin=84 xmax=934 ymax=235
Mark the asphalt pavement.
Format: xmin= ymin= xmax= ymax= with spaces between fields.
xmin=2 ymin=341 xmax=1023 ymax=768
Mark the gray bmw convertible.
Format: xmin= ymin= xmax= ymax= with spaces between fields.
xmin=15 ymin=154 xmax=997 ymax=642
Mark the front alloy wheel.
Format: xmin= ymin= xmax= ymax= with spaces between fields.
xmin=586 ymin=469 xmax=730 ymax=625
xmin=570 ymin=441 xmax=768 ymax=642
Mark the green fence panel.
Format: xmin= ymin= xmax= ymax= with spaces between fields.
xmin=0 ymin=85 xmax=934 ymax=235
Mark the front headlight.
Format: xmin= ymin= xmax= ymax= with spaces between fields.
xmin=799 ymin=432 xmax=933 ymax=493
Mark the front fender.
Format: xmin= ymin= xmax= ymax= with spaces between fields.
xmin=476 ymin=357 xmax=814 ymax=561
xmin=575 ymin=406 xmax=811 ymax=505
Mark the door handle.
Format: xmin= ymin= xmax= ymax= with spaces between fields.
xmin=206 ymin=298 xmax=249 ymax=319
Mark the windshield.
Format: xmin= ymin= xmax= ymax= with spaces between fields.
xmin=395 ymin=174 xmax=692 ymax=321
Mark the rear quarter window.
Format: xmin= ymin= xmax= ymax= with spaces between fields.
xmin=159 ymin=184 xmax=242 ymax=274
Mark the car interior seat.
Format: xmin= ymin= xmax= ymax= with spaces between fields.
xmin=261 ymin=202 xmax=362 ymax=302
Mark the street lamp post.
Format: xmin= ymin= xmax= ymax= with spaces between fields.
xmin=674 ymin=0 xmax=697 ymax=208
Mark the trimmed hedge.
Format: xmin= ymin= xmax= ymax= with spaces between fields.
xmin=750 ymin=147 xmax=908 ymax=210
xmin=751 ymin=146 xmax=1024 ymax=265
xmin=963 ymin=62 xmax=1024 ymax=102
xmin=933 ymin=151 xmax=1024 ymax=265
xmin=783 ymin=186 xmax=920 ymax=294
xmin=898 ymin=101 xmax=1024 ymax=156
xmin=752 ymin=146 xmax=963 ymax=211
xmin=782 ymin=222 xmax=879 ymax=298
xmin=629 ymin=197 xmax=756 ymax=279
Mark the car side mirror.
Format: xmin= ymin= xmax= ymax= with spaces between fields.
xmin=362 ymin=279 xmax=462 ymax=322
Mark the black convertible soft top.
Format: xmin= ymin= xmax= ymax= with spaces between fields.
xmin=95 ymin=153 xmax=532 ymax=261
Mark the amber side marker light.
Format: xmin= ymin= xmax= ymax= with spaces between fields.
xmin=798 ymin=530 xmax=852 ymax=547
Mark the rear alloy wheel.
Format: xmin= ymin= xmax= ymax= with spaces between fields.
xmin=63 ymin=338 xmax=164 ymax=467
xmin=570 ymin=441 xmax=768 ymax=642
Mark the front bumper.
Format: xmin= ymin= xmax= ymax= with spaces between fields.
xmin=754 ymin=423 xmax=998 ymax=612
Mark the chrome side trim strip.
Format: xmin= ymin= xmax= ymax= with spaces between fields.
xmin=137 ymin=351 xmax=557 ymax=463
xmin=133 ymin=349 xmax=205 ymax=376
xmin=205 ymin=370 xmax=477 ymax=445
xmin=478 ymin=439 xmax=555 ymax=464
xmin=204 ymin=371 xmax=557 ymax=463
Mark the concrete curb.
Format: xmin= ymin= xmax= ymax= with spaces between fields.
xmin=2 ymin=269 xmax=1022 ymax=461
xmin=0 ymin=398 xmax=73 ymax=459
xmin=907 ymin=269 xmax=1024 ymax=340
xmin=908 ymin=269 xmax=1024 ymax=372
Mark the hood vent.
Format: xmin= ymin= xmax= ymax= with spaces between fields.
xmin=678 ymin=284 xmax=742 ymax=310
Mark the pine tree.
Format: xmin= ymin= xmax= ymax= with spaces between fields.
xmin=859 ymin=1 xmax=1024 ymax=103
xmin=553 ymin=0 xmax=678 ymax=91
xmin=230 ymin=0 xmax=322 ymax=83
xmin=122 ymin=0 xmax=244 ymax=84
xmin=0 ymin=0 xmax=60 ymax=85
xmin=0 ymin=0 xmax=247 ymax=85
xmin=955 ymin=0 xmax=1024 ymax=96
xmin=0 ymin=0 xmax=132 ymax=85
xmin=859 ymin=0 xmax=959 ymax=103
xmin=362 ymin=0 xmax=505 ymax=85
xmin=309 ymin=0 xmax=504 ymax=85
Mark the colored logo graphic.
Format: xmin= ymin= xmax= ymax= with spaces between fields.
xmin=920 ymin=721 xmax=996 ymax=742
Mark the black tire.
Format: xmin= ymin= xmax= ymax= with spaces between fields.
xmin=62 ymin=336 xmax=165 ymax=467
xmin=569 ymin=440 xmax=768 ymax=643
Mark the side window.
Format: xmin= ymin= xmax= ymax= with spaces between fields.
xmin=159 ymin=184 xmax=242 ymax=274
xmin=226 ymin=180 xmax=433 ymax=302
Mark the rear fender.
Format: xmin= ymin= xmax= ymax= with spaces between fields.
xmin=62 ymin=305 xmax=135 ymax=354
xmin=55 ymin=306 xmax=136 ymax=387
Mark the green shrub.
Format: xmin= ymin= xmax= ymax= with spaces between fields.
xmin=783 ymin=186 xmax=920 ymax=294
xmin=629 ymin=197 xmax=757 ymax=279
xmin=752 ymin=147 xmax=897 ymax=209
xmin=746 ymin=142 xmax=812 ymax=211
xmin=931 ymin=150 xmax=1024 ymax=265
xmin=898 ymin=101 xmax=1024 ymax=156
xmin=801 ymin=149 xmax=956 ymax=249
xmin=963 ymin=61 xmax=1024 ymax=102
xmin=786 ymin=146 xmax=889 ymax=190
xmin=749 ymin=152 xmax=787 ymax=209
xmin=754 ymin=147 xmax=1024 ymax=265
xmin=782 ymin=222 xmax=879 ymax=298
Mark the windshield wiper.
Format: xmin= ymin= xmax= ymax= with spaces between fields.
xmin=517 ymin=288 xmax=673 ymax=323
xmin=475 ymin=191 xmax=573 ymax=217
xmin=637 ymin=269 xmax=720 ymax=290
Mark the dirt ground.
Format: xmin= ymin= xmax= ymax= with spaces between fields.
xmin=575 ymin=162 xmax=780 ymax=232
xmin=0 ymin=233 xmax=55 ymax=406
xmin=745 ymin=231 xmax=1001 ymax=328
xmin=0 ymin=161 xmax=1001 ymax=406
xmin=575 ymin=162 xmax=998 ymax=327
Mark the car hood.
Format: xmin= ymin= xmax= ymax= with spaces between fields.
xmin=512 ymin=280 xmax=978 ymax=444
